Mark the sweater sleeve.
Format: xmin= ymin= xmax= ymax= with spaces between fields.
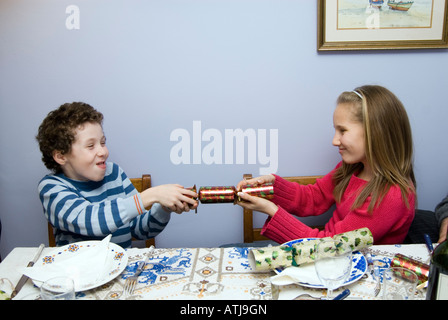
xmin=260 ymin=166 xmax=338 ymax=244
xmin=130 ymin=202 xmax=171 ymax=240
xmin=435 ymin=194 xmax=448 ymax=225
xmin=117 ymin=172 xmax=171 ymax=240
xmin=272 ymin=169 xmax=337 ymax=217
xmin=261 ymin=206 xmax=322 ymax=244
xmin=39 ymin=176 xmax=142 ymax=238
xmin=262 ymin=182 xmax=415 ymax=245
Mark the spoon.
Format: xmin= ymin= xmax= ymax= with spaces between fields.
xmin=293 ymin=293 xmax=323 ymax=300
xmin=293 ymin=289 xmax=351 ymax=300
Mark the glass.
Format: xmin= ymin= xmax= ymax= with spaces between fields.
xmin=314 ymin=239 xmax=352 ymax=299
xmin=382 ymin=267 xmax=418 ymax=300
xmin=40 ymin=276 xmax=75 ymax=300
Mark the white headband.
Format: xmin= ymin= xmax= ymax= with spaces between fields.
xmin=352 ymin=90 xmax=363 ymax=99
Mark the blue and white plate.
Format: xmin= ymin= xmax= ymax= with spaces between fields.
xmin=275 ymin=238 xmax=367 ymax=289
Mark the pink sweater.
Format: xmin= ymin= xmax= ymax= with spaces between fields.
xmin=262 ymin=163 xmax=415 ymax=245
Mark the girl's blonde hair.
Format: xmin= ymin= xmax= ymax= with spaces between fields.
xmin=333 ymin=85 xmax=416 ymax=213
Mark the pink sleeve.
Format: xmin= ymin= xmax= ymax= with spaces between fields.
xmin=261 ymin=207 xmax=321 ymax=244
xmin=272 ymin=170 xmax=336 ymax=217
xmin=262 ymin=183 xmax=415 ymax=245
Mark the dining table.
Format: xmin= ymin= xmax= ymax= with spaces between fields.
xmin=0 ymin=242 xmax=431 ymax=301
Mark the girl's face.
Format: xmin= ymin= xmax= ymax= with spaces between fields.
xmin=55 ymin=122 xmax=109 ymax=181
xmin=332 ymin=103 xmax=367 ymax=166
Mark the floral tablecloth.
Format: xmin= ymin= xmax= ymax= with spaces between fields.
xmin=275 ymin=243 xmax=431 ymax=300
xmin=1 ymin=247 xmax=272 ymax=300
xmin=83 ymin=247 xmax=272 ymax=300
xmin=0 ymin=243 xmax=431 ymax=300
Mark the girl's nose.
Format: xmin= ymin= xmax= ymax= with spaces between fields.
xmin=332 ymin=133 xmax=340 ymax=147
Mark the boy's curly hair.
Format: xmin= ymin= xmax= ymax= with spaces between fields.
xmin=36 ymin=102 xmax=104 ymax=173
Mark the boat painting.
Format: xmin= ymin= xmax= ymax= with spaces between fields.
xmin=369 ymin=0 xmax=384 ymax=9
xmin=338 ymin=0 xmax=433 ymax=29
xmin=387 ymin=0 xmax=414 ymax=11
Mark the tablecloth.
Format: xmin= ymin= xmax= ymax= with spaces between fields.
xmin=83 ymin=247 xmax=272 ymax=300
xmin=0 ymin=243 xmax=431 ymax=300
xmin=275 ymin=243 xmax=431 ymax=300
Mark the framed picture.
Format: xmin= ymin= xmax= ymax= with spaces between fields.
xmin=318 ymin=0 xmax=448 ymax=50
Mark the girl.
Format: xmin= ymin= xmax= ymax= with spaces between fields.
xmin=236 ymin=85 xmax=416 ymax=245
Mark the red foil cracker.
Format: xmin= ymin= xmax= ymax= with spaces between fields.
xmin=198 ymin=186 xmax=237 ymax=203
xmin=239 ymin=183 xmax=274 ymax=201
xmin=390 ymin=253 xmax=429 ymax=284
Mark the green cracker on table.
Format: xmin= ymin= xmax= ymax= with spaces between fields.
xmin=251 ymin=227 xmax=373 ymax=271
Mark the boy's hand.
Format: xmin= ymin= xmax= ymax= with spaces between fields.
xmin=141 ymin=184 xmax=198 ymax=214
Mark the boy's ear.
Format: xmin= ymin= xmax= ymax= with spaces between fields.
xmin=53 ymin=151 xmax=66 ymax=165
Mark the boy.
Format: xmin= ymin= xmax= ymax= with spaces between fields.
xmin=36 ymin=102 xmax=198 ymax=248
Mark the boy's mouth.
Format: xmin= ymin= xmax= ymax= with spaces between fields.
xmin=97 ymin=161 xmax=106 ymax=169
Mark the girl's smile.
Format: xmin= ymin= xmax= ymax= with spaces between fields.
xmin=333 ymin=103 xmax=372 ymax=180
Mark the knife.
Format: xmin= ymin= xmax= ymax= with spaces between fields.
xmin=333 ymin=289 xmax=350 ymax=300
xmin=10 ymin=244 xmax=45 ymax=299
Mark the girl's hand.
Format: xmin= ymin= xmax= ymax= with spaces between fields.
xmin=236 ymin=174 xmax=275 ymax=191
xmin=236 ymin=192 xmax=278 ymax=217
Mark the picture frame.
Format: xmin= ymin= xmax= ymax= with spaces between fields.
xmin=317 ymin=0 xmax=448 ymax=51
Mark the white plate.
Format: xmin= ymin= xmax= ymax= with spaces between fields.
xmin=275 ymin=238 xmax=367 ymax=289
xmin=34 ymin=240 xmax=128 ymax=292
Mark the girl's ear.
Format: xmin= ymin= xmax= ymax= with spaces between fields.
xmin=53 ymin=150 xmax=66 ymax=165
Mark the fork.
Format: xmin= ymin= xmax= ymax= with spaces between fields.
xmin=365 ymin=251 xmax=381 ymax=297
xmin=123 ymin=246 xmax=154 ymax=297
xmin=123 ymin=261 xmax=145 ymax=297
xmin=373 ymin=267 xmax=381 ymax=297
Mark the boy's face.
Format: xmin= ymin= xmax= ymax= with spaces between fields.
xmin=54 ymin=122 xmax=109 ymax=181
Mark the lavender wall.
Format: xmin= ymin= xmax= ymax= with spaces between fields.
xmin=1 ymin=0 xmax=447 ymax=257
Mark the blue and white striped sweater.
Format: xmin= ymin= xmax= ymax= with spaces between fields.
xmin=38 ymin=162 xmax=170 ymax=248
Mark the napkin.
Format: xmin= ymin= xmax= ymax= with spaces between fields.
xmin=270 ymin=263 xmax=321 ymax=286
xmin=22 ymin=235 xmax=113 ymax=291
xmin=251 ymin=228 xmax=373 ymax=271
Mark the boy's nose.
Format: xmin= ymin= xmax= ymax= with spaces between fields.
xmin=98 ymin=145 xmax=108 ymax=156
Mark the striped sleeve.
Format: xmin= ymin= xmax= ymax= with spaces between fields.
xmin=38 ymin=175 xmax=141 ymax=238
xmin=133 ymin=194 xmax=144 ymax=215
xmin=130 ymin=203 xmax=171 ymax=240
